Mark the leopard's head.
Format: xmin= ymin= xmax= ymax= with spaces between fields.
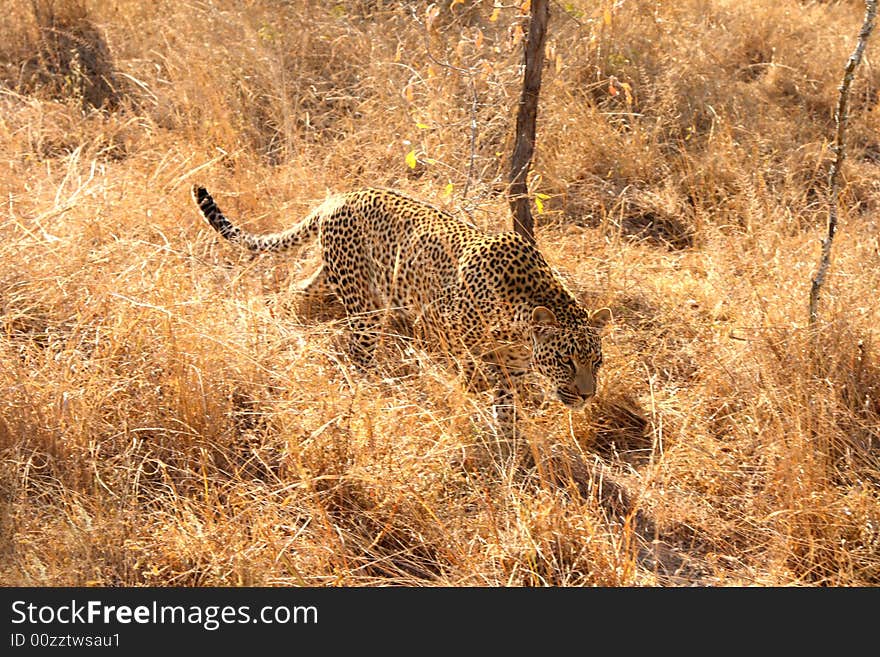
xmin=529 ymin=305 xmax=611 ymax=411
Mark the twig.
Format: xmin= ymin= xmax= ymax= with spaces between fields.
xmin=419 ymin=23 xmax=480 ymax=202
xmin=463 ymin=78 xmax=478 ymax=199
xmin=809 ymin=0 xmax=877 ymax=325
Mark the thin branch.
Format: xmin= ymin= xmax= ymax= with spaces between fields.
xmin=463 ymin=78 xmax=479 ymax=199
xmin=419 ymin=23 xmax=480 ymax=202
xmin=809 ymin=0 xmax=877 ymax=325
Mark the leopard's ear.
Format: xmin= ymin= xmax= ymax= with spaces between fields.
xmin=589 ymin=307 xmax=612 ymax=329
xmin=531 ymin=306 xmax=558 ymax=328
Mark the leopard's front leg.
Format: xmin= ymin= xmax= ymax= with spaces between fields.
xmin=488 ymin=363 xmax=526 ymax=434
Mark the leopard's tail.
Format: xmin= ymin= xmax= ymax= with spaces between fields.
xmin=192 ymin=184 xmax=322 ymax=253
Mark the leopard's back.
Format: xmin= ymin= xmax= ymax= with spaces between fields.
xmin=316 ymin=188 xmax=480 ymax=310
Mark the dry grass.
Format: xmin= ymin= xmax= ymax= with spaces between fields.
xmin=1 ymin=0 xmax=878 ymax=586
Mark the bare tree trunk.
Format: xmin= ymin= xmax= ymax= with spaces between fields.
xmin=809 ymin=0 xmax=877 ymax=325
xmin=508 ymin=0 xmax=549 ymax=245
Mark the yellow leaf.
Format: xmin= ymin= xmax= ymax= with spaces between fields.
xmin=415 ymin=122 xmax=430 ymax=130
xmin=535 ymin=192 xmax=550 ymax=214
xmin=405 ymin=84 xmax=414 ymax=103
xmin=604 ymin=5 xmax=613 ymax=27
xmin=510 ymin=23 xmax=524 ymax=49
xmin=620 ymin=81 xmax=634 ymax=107
xmin=444 ymin=183 xmax=454 ymax=198
xmin=520 ymin=1 xmax=531 ymax=15
xmin=489 ymin=7 xmax=500 ymax=21
xmin=405 ymin=150 xmax=418 ymax=169
xmin=451 ymin=0 xmax=465 ymax=9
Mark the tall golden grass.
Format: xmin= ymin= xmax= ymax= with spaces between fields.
xmin=1 ymin=0 xmax=878 ymax=586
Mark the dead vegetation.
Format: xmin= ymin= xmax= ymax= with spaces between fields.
xmin=1 ymin=0 xmax=878 ymax=586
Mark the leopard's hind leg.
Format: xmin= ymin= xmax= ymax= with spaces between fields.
xmin=324 ymin=267 xmax=381 ymax=368
xmin=293 ymin=263 xmax=338 ymax=318
xmin=297 ymin=264 xmax=329 ymax=295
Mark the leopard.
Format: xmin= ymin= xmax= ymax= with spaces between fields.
xmin=192 ymin=184 xmax=609 ymax=425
